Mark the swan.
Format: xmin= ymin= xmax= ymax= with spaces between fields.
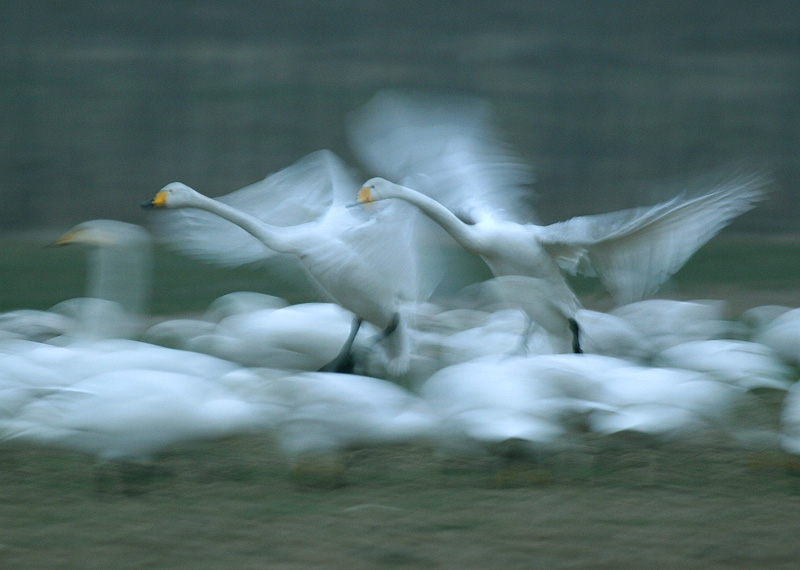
xmin=780 ymin=380 xmax=800 ymax=456
xmin=51 ymin=219 xmax=153 ymax=340
xmin=0 ymin=368 xmax=280 ymax=493
xmin=0 ymin=220 xmax=152 ymax=343
xmin=351 ymin=92 xmax=767 ymax=344
xmin=194 ymin=302 xmax=368 ymax=371
xmin=610 ymin=299 xmax=733 ymax=352
xmin=588 ymin=365 xmax=748 ymax=480
xmin=143 ymin=151 xmax=438 ymax=375
xmin=572 ymin=308 xmax=654 ymax=362
xmin=358 ymin=174 xmax=767 ymax=308
xmin=234 ymin=369 xmax=439 ymax=486
xmin=653 ymin=339 xmax=793 ymax=392
xmin=752 ymin=307 xmax=800 ymax=367
xmin=420 ymin=354 xmax=621 ymax=463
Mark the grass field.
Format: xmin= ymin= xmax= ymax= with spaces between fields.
xmin=1 ymin=233 xmax=800 ymax=569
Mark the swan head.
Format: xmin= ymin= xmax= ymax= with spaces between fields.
xmin=357 ymin=177 xmax=396 ymax=204
xmin=141 ymin=182 xmax=199 ymax=209
xmin=52 ymin=219 xmax=149 ymax=247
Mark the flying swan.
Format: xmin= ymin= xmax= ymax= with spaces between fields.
xmin=142 ymin=151 xmax=435 ymax=375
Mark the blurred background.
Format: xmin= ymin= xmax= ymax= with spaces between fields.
xmin=1 ymin=0 xmax=798 ymax=235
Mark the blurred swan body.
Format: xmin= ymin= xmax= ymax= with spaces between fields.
xmin=142 ymin=292 xmax=289 ymax=351
xmin=270 ymin=371 xmax=439 ymax=457
xmin=610 ymin=299 xmax=732 ymax=352
xmin=780 ymin=381 xmax=800 ymax=455
xmin=353 ymin=91 xmax=767 ymax=309
xmin=574 ymin=308 xmax=654 ymax=362
xmin=52 ymin=219 xmax=153 ymax=340
xmin=460 ymin=276 xmax=583 ymax=354
xmin=654 ymin=339 xmax=793 ymax=391
xmin=358 ymin=175 xmax=766 ymax=310
xmin=589 ymin=365 xmax=746 ymax=445
xmin=752 ymin=307 xmax=800 ymax=367
xmin=420 ymin=354 xmax=623 ymax=457
xmin=0 ymin=220 xmax=153 ymax=343
xmin=195 ymin=303 xmax=367 ymax=370
xmin=0 ymin=369 xmax=276 ymax=462
xmin=737 ymin=304 xmax=792 ymax=338
xmin=0 ymin=309 xmax=74 ymax=343
xmin=0 ymin=338 xmax=240 ymax=398
xmin=144 ymin=151 xmax=437 ymax=375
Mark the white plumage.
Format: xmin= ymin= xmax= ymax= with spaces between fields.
xmin=352 ymin=91 xmax=767 ymax=314
xmin=144 ymin=150 xmax=440 ymax=375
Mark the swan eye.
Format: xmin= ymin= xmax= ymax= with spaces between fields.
xmin=357 ymin=186 xmax=374 ymax=203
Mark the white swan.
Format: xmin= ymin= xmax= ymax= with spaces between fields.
xmin=752 ymin=307 xmax=800 ymax=367
xmin=420 ymin=354 xmax=619 ymax=460
xmin=780 ymin=380 xmax=800 ymax=456
xmin=143 ymin=151 xmax=438 ymax=375
xmin=0 ymin=367 xmax=280 ymax=493
xmin=654 ymin=339 xmax=793 ymax=392
xmin=195 ymin=302 xmax=366 ymax=370
xmin=0 ymin=369 xmax=273 ymax=460
xmin=610 ymin=299 xmax=733 ymax=352
xmin=588 ymin=365 xmax=747 ymax=471
xmin=358 ymin=175 xmax=767 ymax=309
xmin=51 ymin=219 xmax=153 ymax=340
xmin=0 ymin=220 xmax=153 ymax=343
xmin=233 ymin=368 xmax=439 ymax=485
xmin=351 ymin=92 xmax=767 ymax=348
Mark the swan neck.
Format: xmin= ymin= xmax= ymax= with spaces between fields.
xmin=390 ymin=184 xmax=479 ymax=250
xmin=191 ymin=194 xmax=292 ymax=253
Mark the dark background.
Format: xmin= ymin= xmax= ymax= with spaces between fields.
xmin=2 ymin=0 xmax=798 ymax=233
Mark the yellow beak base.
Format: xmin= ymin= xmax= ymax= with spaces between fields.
xmin=52 ymin=230 xmax=78 ymax=247
xmin=150 ymin=190 xmax=168 ymax=208
xmin=357 ymin=187 xmax=373 ymax=204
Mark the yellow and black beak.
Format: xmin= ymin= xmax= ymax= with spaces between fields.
xmin=140 ymin=190 xmax=168 ymax=209
xmin=357 ymin=186 xmax=374 ymax=204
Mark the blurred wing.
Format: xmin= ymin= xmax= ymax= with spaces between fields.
xmin=537 ymin=172 xmax=769 ymax=304
xmin=219 ymin=150 xmax=352 ymax=225
xmin=147 ymin=150 xmax=358 ymax=267
xmin=348 ymin=90 xmax=537 ymax=223
xmin=337 ymin=199 xmax=446 ymax=303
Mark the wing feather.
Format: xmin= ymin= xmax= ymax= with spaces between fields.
xmin=348 ymin=90 xmax=537 ymax=223
xmin=537 ymin=172 xmax=769 ymax=304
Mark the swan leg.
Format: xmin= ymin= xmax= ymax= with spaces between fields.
xmin=319 ymin=316 xmax=363 ymax=374
xmin=374 ymin=313 xmax=411 ymax=377
xmin=568 ymin=318 xmax=583 ymax=354
xmin=375 ymin=312 xmax=400 ymax=342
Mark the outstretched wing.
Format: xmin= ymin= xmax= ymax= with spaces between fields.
xmin=146 ymin=150 xmax=359 ymax=267
xmin=332 ymin=198 xmax=446 ymax=305
xmin=536 ymin=171 xmax=769 ymax=304
xmin=348 ymin=90 xmax=537 ymax=224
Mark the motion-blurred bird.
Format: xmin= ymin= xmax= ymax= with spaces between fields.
xmin=351 ymin=91 xmax=768 ymax=349
xmin=143 ymin=150 xmax=439 ymax=375
xmin=52 ymin=219 xmax=153 ymax=340
xmin=0 ymin=220 xmax=152 ymax=343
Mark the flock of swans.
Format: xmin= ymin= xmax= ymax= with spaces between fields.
xmin=2 ymin=91 xmax=798 ymax=491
